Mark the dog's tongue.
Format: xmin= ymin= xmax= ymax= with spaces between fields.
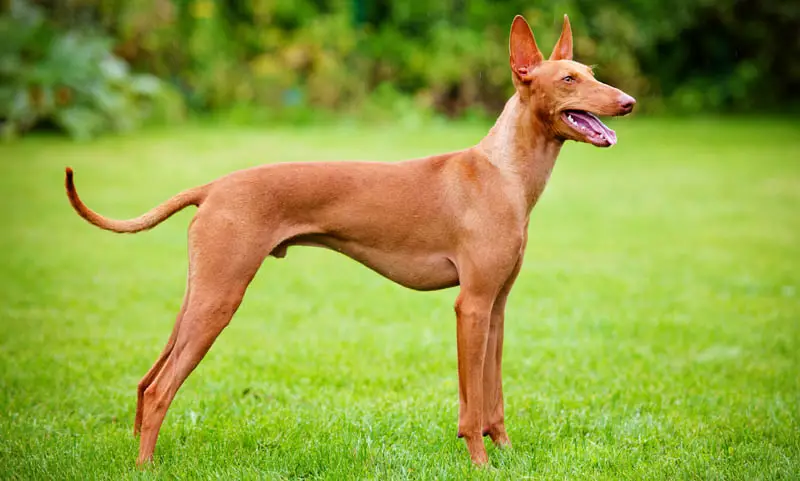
xmin=573 ymin=111 xmax=617 ymax=145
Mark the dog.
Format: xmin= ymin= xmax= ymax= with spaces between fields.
xmin=65 ymin=14 xmax=635 ymax=466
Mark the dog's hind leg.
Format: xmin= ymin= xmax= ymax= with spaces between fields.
xmin=135 ymin=212 xmax=268 ymax=465
xmin=134 ymin=269 xmax=191 ymax=437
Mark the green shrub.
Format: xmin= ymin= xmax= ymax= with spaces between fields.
xmin=0 ymin=0 xmax=184 ymax=140
xmin=2 ymin=0 xmax=797 ymax=139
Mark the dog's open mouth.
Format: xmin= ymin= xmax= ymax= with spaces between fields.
xmin=562 ymin=110 xmax=617 ymax=147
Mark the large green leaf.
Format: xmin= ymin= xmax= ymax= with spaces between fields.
xmin=54 ymin=106 xmax=106 ymax=141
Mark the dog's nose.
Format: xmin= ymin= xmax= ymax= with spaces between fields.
xmin=619 ymin=94 xmax=636 ymax=114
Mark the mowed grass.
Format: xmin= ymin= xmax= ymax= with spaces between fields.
xmin=0 ymin=117 xmax=798 ymax=480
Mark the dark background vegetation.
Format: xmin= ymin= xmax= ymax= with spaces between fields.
xmin=2 ymin=0 xmax=799 ymax=139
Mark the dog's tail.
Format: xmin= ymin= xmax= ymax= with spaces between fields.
xmin=65 ymin=167 xmax=208 ymax=234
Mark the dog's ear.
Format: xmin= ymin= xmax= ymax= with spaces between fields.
xmin=549 ymin=14 xmax=573 ymax=61
xmin=509 ymin=15 xmax=543 ymax=80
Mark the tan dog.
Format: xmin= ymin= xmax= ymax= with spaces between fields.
xmin=65 ymin=15 xmax=635 ymax=466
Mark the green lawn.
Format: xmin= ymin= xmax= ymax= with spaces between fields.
xmin=0 ymin=118 xmax=798 ymax=480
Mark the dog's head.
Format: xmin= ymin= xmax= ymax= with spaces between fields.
xmin=509 ymin=15 xmax=635 ymax=147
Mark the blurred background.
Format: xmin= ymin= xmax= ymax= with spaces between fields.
xmin=2 ymin=0 xmax=799 ymax=139
xmin=1 ymin=1 xmax=799 ymax=477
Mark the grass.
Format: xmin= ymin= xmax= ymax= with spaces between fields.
xmin=0 ymin=117 xmax=798 ymax=480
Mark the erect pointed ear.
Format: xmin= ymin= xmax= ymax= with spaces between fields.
xmin=509 ymin=15 xmax=543 ymax=80
xmin=550 ymin=15 xmax=572 ymax=60
xmin=549 ymin=14 xmax=573 ymax=61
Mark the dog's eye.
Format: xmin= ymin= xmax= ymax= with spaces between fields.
xmin=562 ymin=75 xmax=575 ymax=83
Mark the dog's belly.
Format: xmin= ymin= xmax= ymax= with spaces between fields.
xmin=273 ymin=235 xmax=459 ymax=291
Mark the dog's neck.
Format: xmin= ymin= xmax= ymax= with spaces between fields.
xmin=477 ymin=93 xmax=563 ymax=212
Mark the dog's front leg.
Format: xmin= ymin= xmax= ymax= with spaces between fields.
xmin=454 ymin=290 xmax=494 ymax=465
xmin=482 ymin=255 xmax=523 ymax=447
xmin=480 ymin=298 xmax=511 ymax=448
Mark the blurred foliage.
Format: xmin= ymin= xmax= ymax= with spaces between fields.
xmin=0 ymin=0 xmax=184 ymax=139
xmin=1 ymin=0 xmax=798 ymax=138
